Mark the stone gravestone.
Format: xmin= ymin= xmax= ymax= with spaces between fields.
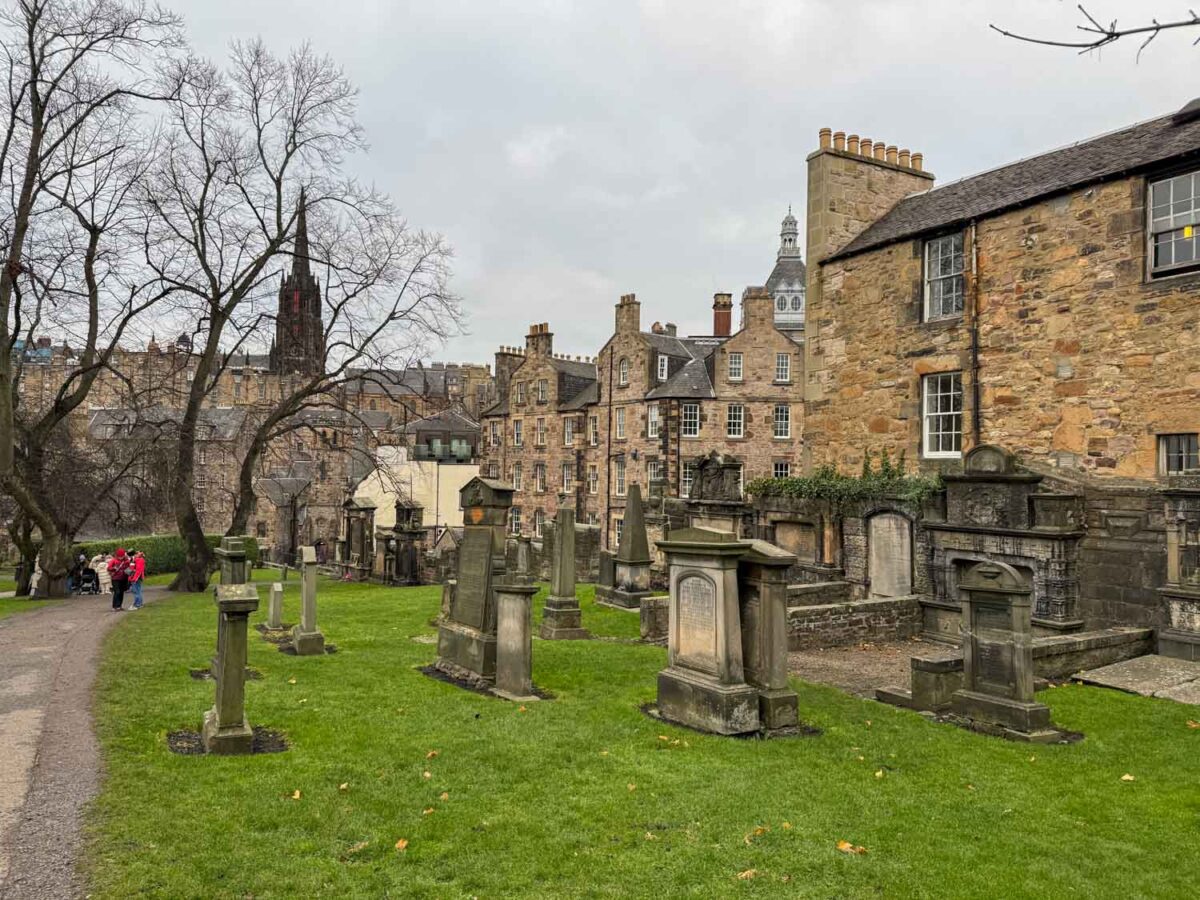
xmin=267 ymin=582 xmax=284 ymax=629
xmin=215 ymin=536 xmax=248 ymax=586
xmin=540 ymin=503 xmax=589 ymax=639
xmin=597 ymin=549 xmax=615 ymax=593
xmin=290 ymin=546 xmax=325 ymax=655
xmin=654 ymin=527 xmax=759 ymax=735
xmin=950 ymin=561 xmax=1061 ymax=742
xmin=494 ymin=582 xmax=540 ymax=702
xmin=202 ymin=582 xmax=260 ymax=754
xmin=597 ymin=484 xmax=652 ymax=609
xmin=737 ymin=540 xmax=800 ymax=731
xmin=435 ymin=477 xmax=513 ymax=685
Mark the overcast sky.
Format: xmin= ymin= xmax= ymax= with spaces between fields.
xmin=176 ymin=0 xmax=1185 ymax=364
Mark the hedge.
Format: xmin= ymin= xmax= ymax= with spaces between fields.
xmin=74 ymin=534 xmax=259 ymax=575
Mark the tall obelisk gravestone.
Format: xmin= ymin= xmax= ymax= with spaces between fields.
xmin=597 ymin=483 xmax=652 ymax=609
xmin=540 ymin=500 xmax=589 ymax=639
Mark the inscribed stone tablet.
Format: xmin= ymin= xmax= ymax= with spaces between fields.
xmin=975 ymin=640 xmax=1013 ymax=694
xmin=676 ymin=574 xmax=717 ymax=673
xmin=452 ymin=529 xmax=491 ymax=629
xmin=974 ymin=602 xmax=1010 ymax=634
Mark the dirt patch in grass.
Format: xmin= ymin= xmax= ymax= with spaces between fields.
xmin=640 ymin=702 xmax=821 ymax=739
xmin=188 ymin=667 xmax=263 ymax=681
xmin=277 ymin=643 xmax=338 ymax=655
xmin=255 ymin=623 xmax=294 ymax=642
xmin=418 ymin=663 xmax=555 ymax=701
xmin=166 ymin=726 xmax=289 ymax=756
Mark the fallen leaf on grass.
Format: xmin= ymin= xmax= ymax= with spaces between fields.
xmin=426 ymin=750 xmax=439 ymax=759
xmin=338 ymin=783 xmax=349 ymax=792
xmin=627 ymin=783 xmax=636 ymax=792
xmin=341 ymin=841 xmax=369 ymax=859
xmin=781 ymin=822 xmax=792 ymax=830
xmin=657 ymin=735 xmax=669 ymax=742
xmin=439 ymin=791 xmax=449 ymax=801
xmin=874 ymin=770 xmax=884 ymax=779
xmin=298 ymin=698 xmax=307 ymax=704
xmin=1028 ymin=756 xmax=1036 ymax=763
xmin=518 ymin=705 xmax=528 ymax=713
xmin=395 ymin=838 xmax=409 ymax=852
xmin=599 ymin=750 xmax=609 ymax=757
xmin=287 ymin=677 xmax=297 ymax=685
xmin=736 ymin=869 xmax=757 ymax=880
xmin=1121 ymin=773 xmax=1136 ymax=782
xmin=644 ymin=832 xmax=657 ymax=841
xmin=422 ymin=771 xmax=432 ymax=780
xmin=965 ymin=784 xmax=975 ymax=791
xmin=1187 ymin=720 xmax=1200 ymax=729
xmin=422 ymin=808 xmax=435 ymax=816
xmin=291 ymin=790 xmax=301 ymax=800
xmin=743 ymin=825 xmax=768 ymax=845
xmin=836 ymin=840 xmax=867 ymax=855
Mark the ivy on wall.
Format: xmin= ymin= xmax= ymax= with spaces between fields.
xmin=745 ymin=451 xmax=943 ymax=510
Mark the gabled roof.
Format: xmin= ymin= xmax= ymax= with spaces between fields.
xmin=87 ymin=406 xmax=248 ymax=441
xmin=404 ymin=407 xmax=479 ymax=435
xmin=646 ymin=355 xmax=715 ymax=400
xmin=765 ymin=256 xmax=806 ymax=291
xmin=829 ymin=107 xmax=1200 ymax=263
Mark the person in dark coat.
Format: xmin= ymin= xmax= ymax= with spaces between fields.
xmin=108 ymin=548 xmax=132 ymax=611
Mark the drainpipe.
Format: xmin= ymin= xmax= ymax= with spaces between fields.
xmin=968 ymin=220 xmax=982 ymax=448
xmin=604 ymin=349 xmax=613 ymax=550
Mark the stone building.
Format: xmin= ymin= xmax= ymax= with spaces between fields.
xmin=779 ymin=104 xmax=1200 ymax=634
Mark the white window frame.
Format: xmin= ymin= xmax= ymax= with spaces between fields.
xmin=534 ymin=509 xmax=545 ymax=538
xmin=773 ymin=403 xmax=790 ymax=439
xmin=647 ymin=404 xmax=660 ymax=438
xmin=924 ymin=233 xmax=965 ymax=321
xmin=614 ymin=458 xmax=626 ymax=496
xmin=615 ymin=407 xmax=626 ymax=439
xmin=536 ymin=417 xmax=547 ymax=446
xmin=657 ymin=354 xmax=669 ymax=382
xmin=615 ymin=517 xmax=624 ymax=544
xmin=922 ymin=372 xmax=963 ymax=458
xmin=681 ymin=403 xmax=700 ymax=437
xmin=561 ymin=462 xmax=573 ymax=492
xmin=773 ymin=461 xmax=791 ymax=479
xmin=516 ymin=383 xmax=526 ymax=404
xmin=589 ymin=416 xmax=599 ymax=446
xmin=1159 ymin=433 xmax=1200 ymax=474
xmin=727 ymin=351 xmax=743 ymax=382
xmin=513 ymin=420 xmax=523 ymax=448
xmin=1149 ymin=171 xmax=1200 ymax=276
xmin=488 ymin=462 xmax=499 ymax=479
xmin=726 ymin=403 xmax=745 ymax=439
xmin=511 ymin=507 xmax=522 ymax=534
xmin=537 ymin=379 xmax=548 ymax=403
xmin=647 ymin=459 xmax=663 ymax=482
xmin=512 ymin=462 xmax=523 ymax=491
xmin=563 ymin=418 xmax=575 ymax=446
xmin=681 ymin=462 xmax=696 ymax=496
xmin=618 ymin=357 xmax=629 ymax=386
xmin=535 ymin=463 xmax=546 ymax=492
xmin=775 ymin=353 xmax=791 ymax=383
xmin=489 ymin=421 xmax=499 ymax=447
xmin=588 ymin=465 xmax=599 ymax=494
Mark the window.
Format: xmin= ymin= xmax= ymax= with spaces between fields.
xmin=682 ymin=403 xmax=700 ymax=437
xmin=614 ymin=458 xmax=626 ymax=496
xmin=681 ymin=462 xmax=696 ymax=497
xmin=657 ymin=354 xmax=669 ymax=381
xmin=1150 ymin=171 xmax=1200 ymax=274
xmin=536 ymin=418 xmax=546 ymax=446
xmin=727 ymin=403 xmax=745 ymax=439
xmin=616 ymin=407 xmax=626 ymax=439
xmin=773 ymin=403 xmax=791 ymax=438
xmin=535 ymin=463 xmax=546 ymax=492
xmin=488 ymin=462 xmax=499 ymax=479
xmin=511 ymin=507 xmax=522 ymax=534
xmin=647 ymin=404 xmax=660 ymax=438
xmin=589 ymin=416 xmax=599 ymax=446
xmin=924 ymin=233 xmax=964 ymax=320
xmin=198 ymin=446 xmax=208 ymax=465
xmin=776 ymin=295 xmax=787 ymax=312
xmin=513 ymin=420 xmax=523 ymax=447
xmin=516 ymin=383 xmax=526 ymax=404
xmin=1160 ymin=433 xmax=1200 ymax=474
xmin=615 ymin=518 xmax=624 ymax=544
xmin=647 ymin=459 xmax=663 ymax=482
xmin=588 ymin=465 xmax=599 ymax=494
xmin=728 ymin=351 xmax=743 ymax=381
xmin=561 ymin=462 xmax=573 ymax=492
xmin=257 ymin=380 xmax=265 ymax=401
xmin=233 ymin=377 xmax=241 ymax=400
xmin=563 ymin=418 xmax=575 ymax=445
xmin=512 ymin=462 xmax=523 ymax=490
xmin=618 ymin=357 xmax=629 ymax=385
xmin=922 ymin=372 xmax=963 ymax=458
xmin=773 ymin=461 xmax=791 ymax=479
xmin=489 ymin=421 xmax=499 ymax=447
xmin=534 ymin=509 xmax=545 ymax=537
xmin=775 ymin=353 xmax=791 ymax=383
xmin=537 ymin=378 xmax=548 ymax=403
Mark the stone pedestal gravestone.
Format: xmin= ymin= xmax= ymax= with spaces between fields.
xmin=540 ymin=503 xmax=589 ymax=639
xmin=737 ymin=540 xmax=800 ymax=731
xmin=640 ymin=595 xmax=669 ymax=643
xmin=598 ymin=484 xmax=652 ymax=609
xmin=290 ymin=546 xmax=325 ymax=655
xmin=515 ymin=536 xmax=534 ymax=585
xmin=202 ymin=582 xmax=260 ymax=754
xmin=494 ymin=582 xmax=541 ymax=702
xmin=215 ymin=536 xmax=248 ymax=586
xmin=597 ymin=549 xmax=615 ymax=593
xmin=654 ymin=527 xmax=759 ymax=735
xmin=435 ymin=477 xmax=514 ymax=685
xmin=949 ymin=561 xmax=1061 ymax=742
xmin=267 ymin=582 xmax=284 ymax=629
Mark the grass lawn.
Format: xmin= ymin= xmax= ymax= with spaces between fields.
xmin=0 ymin=596 xmax=52 ymax=620
xmin=87 ymin=579 xmax=1200 ymax=899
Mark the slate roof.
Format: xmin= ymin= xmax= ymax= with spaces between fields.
xmin=829 ymin=108 xmax=1200 ymax=263
xmin=549 ymin=357 xmax=597 ymax=379
xmin=559 ymin=380 xmax=599 ymax=411
xmin=87 ymin=406 xmax=247 ymax=441
xmin=646 ymin=355 xmax=715 ymax=400
xmin=404 ymin=407 xmax=480 ymax=435
xmin=765 ymin=256 xmax=806 ymax=291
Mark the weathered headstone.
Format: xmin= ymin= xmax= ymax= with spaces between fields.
xmin=597 ymin=484 xmax=652 ymax=609
xmin=202 ymin=582 xmax=260 ymax=755
xmin=494 ymin=582 xmax=540 ymax=702
xmin=435 ymin=477 xmax=513 ymax=685
xmin=598 ymin=549 xmax=615 ymax=591
xmin=738 ymin=540 xmax=800 ymax=731
xmin=515 ymin=535 xmax=534 ymax=585
xmin=216 ymin=536 xmax=248 ymax=586
xmin=950 ymin=561 xmax=1061 ymax=741
xmin=639 ymin=595 xmax=669 ymax=643
xmin=290 ymin=546 xmax=325 ymax=655
xmin=654 ymin=527 xmax=759 ymax=735
xmin=267 ymin=582 xmax=283 ymax=629
xmin=540 ymin=503 xmax=589 ymax=639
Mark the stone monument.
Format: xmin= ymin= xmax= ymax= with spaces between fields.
xmin=515 ymin=535 xmax=534 ymax=585
xmin=290 ymin=546 xmax=325 ymax=655
xmin=949 ymin=561 xmax=1061 ymax=742
xmin=202 ymin=582 xmax=260 ymax=754
xmin=267 ymin=582 xmax=284 ymax=629
xmin=540 ymin=502 xmax=589 ymax=639
xmin=435 ymin=477 xmax=513 ymax=685
xmin=597 ymin=484 xmax=652 ymax=609
xmin=654 ymin=527 xmax=759 ymax=735
xmin=215 ymin=536 xmax=248 ymax=585
xmin=494 ymin=582 xmax=540 ymax=702
xmin=737 ymin=540 xmax=800 ymax=731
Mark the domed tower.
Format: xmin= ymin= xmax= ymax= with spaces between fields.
xmin=269 ymin=190 xmax=327 ymax=375
xmin=765 ymin=206 xmax=806 ymax=332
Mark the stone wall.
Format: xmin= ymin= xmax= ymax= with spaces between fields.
xmin=787 ymin=594 xmax=922 ymax=650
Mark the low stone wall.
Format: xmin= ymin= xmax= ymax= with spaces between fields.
xmin=786 ymin=594 xmax=922 ymax=651
xmin=786 ymin=581 xmax=852 ymax=607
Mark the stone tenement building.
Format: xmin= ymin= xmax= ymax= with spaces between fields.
xmin=768 ymin=102 xmax=1200 ymax=639
xmin=480 ymin=213 xmax=807 ymax=547
xmin=10 ymin=196 xmax=492 ymax=558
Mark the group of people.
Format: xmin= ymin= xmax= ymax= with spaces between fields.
xmin=24 ymin=548 xmax=146 ymax=610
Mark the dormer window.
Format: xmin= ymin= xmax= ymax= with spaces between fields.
xmin=1150 ymin=170 xmax=1200 ymax=275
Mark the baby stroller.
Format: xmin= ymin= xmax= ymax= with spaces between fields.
xmin=77 ymin=567 xmax=100 ymax=595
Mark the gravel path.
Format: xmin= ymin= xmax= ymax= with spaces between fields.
xmin=788 ymin=637 xmax=933 ymax=698
xmin=0 ymin=589 xmax=166 ymax=899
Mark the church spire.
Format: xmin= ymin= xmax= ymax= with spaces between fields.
xmin=778 ymin=205 xmax=800 ymax=259
xmin=293 ymin=188 xmax=311 ymax=277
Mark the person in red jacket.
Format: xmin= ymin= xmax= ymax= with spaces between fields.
xmin=107 ymin=548 xmax=131 ymax=611
xmin=130 ymin=550 xmax=146 ymax=610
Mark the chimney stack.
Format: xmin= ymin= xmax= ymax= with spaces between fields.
xmin=614 ymin=293 xmax=641 ymax=334
xmin=525 ymin=322 xmax=553 ymax=358
xmin=712 ymin=293 xmax=733 ymax=337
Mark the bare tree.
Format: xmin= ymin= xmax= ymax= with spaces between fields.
xmin=144 ymin=39 xmax=459 ymax=592
xmin=0 ymin=0 xmax=180 ymax=596
xmin=992 ymin=5 xmax=1200 ymax=58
